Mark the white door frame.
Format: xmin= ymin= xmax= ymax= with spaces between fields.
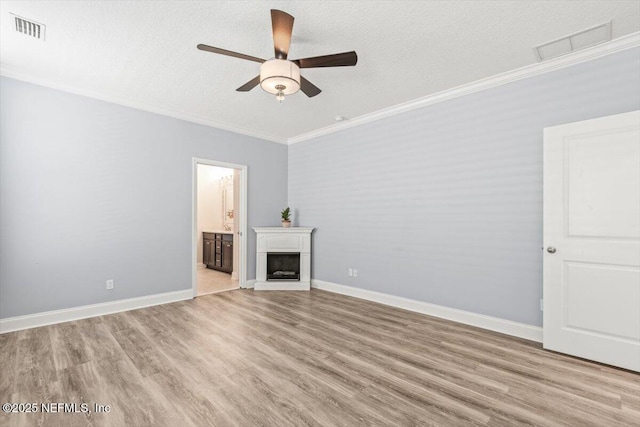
xmin=192 ymin=158 xmax=248 ymax=297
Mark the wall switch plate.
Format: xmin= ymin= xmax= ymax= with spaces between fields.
xmin=353 ymin=269 xmax=358 ymax=277
xmin=106 ymin=280 xmax=114 ymax=290
xmin=348 ymin=268 xmax=353 ymax=277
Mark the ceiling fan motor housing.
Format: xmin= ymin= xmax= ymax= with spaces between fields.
xmin=260 ymin=59 xmax=300 ymax=95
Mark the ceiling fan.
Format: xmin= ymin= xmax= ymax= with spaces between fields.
xmin=197 ymin=9 xmax=358 ymax=102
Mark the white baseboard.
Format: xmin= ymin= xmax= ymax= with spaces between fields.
xmin=243 ymin=279 xmax=256 ymax=289
xmin=0 ymin=289 xmax=193 ymax=334
xmin=311 ymin=280 xmax=542 ymax=342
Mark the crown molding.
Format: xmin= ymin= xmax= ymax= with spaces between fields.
xmin=2 ymin=32 xmax=638 ymax=146
xmin=287 ymin=31 xmax=640 ymax=145
xmin=0 ymin=65 xmax=288 ymax=145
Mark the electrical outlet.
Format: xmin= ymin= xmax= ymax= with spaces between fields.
xmin=540 ymin=299 xmax=543 ymax=311
xmin=348 ymin=268 xmax=353 ymax=277
xmin=353 ymin=269 xmax=358 ymax=277
xmin=106 ymin=280 xmax=114 ymax=290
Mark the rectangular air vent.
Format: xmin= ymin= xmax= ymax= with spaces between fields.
xmin=533 ymin=22 xmax=611 ymax=62
xmin=11 ymin=13 xmax=45 ymax=40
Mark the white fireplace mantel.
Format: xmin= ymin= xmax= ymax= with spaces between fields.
xmin=253 ymin=227 xmax=314 ymax=290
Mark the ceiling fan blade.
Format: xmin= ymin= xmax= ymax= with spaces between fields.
xmin=293 ymin=51 xmax=358 ymax=68
xmin=271 ymin=9 xmax=294 ymax=59
xmin=236 ymin=75 xmax=261 ymax=92
xmin=197 ymin=44 xmax=265 ymax=63
xmin=299 ymin=76 xmax=321 ymax=97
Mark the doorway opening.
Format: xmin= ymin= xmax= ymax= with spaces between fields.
xmin=192 ymin=159 xmax=247 ymax=297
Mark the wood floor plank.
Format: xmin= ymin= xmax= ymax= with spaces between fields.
xmin=13 ymin=327 xmax=58 ymax=394
xmin=0 ymin=330 xmax=18 ymax=402
xmin=49 ymin=322 xmax=92 ymax=371
xmin=1 ymin=288 xmax=638 ymax=426
xmin=96 ymin=356 xmax=187 ymax=427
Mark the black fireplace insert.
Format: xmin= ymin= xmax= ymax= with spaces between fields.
xmin=267 ymin=252 xmax=300 ymax=281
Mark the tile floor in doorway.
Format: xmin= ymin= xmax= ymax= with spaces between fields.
xmin=197 ymin=264 xmax=238 ymax=295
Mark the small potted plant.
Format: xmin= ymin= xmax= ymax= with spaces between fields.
xmin=281 ymin=207 xmax=292 ymax=228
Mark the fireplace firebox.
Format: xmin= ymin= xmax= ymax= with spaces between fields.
xmin=267 ymin=253 xmax=300 ymax=281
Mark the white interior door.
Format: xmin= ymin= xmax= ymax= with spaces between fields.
xmin=543 ymin=110 xmax=640 ymax=372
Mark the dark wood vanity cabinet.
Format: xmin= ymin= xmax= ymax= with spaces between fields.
xmin=203 ymin=232 xmax=233 ymax=273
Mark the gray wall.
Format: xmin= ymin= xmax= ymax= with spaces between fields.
xmin=2 ymin=48 xmax=639 ymax=324
xmin=289 ymin=48 xmax=640 ymax=327
xmin=0 ymin=77 xmax=288 ymax=318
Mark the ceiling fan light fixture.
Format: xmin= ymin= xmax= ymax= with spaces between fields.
xmin=260 ymin=59 xmax=300 ymax=98
xmin=198 ymin=9 xmax=357 ymax=99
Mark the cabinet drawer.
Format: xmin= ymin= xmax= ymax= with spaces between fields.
xmin=203 ymin=232 xmax=216 ymax=240
xmin=222 ymin=234 xmax=233 ymax=242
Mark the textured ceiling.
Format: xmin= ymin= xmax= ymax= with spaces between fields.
xmin=1 ymin=1 xmax=639 ymax=142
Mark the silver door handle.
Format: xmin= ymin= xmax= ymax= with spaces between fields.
xmin=547 ymin=247 xmax=556 ymax=254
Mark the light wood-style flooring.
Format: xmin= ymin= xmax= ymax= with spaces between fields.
xmin=1 ymin=289 xmax=638 ymax=426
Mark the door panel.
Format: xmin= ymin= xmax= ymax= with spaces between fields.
xmin=564 ymin=262 xmax=640 ymax=340
xmin=566 ymin=129 xmax=640 ymax=238
xmin=544 ymin=110 xmax=640 ymax=372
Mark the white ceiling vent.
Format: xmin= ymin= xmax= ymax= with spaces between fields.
xmin=10 ymin=13 xmax=46 ymax=41
xmin=533 ymin=22 xmax=611 ymax=62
